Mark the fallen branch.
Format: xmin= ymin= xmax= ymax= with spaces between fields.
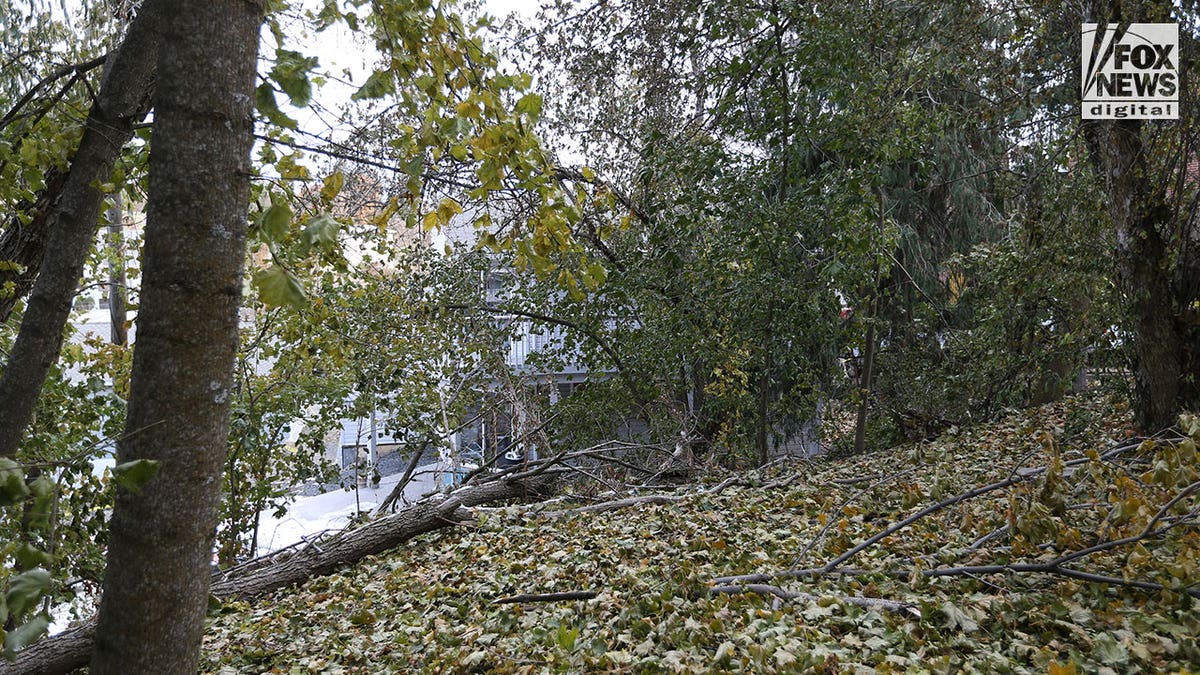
xmin=210 ymin=477 xmax=549 ymax=599
xmin=714 ymin=558 xmax=1200 ymax=598
xmin=493 ymin=591 xmax=598 ymax=604
xmin=813 ymin=438 xmax=1163 ymax=574
xmin=714 ymin=436 xmax=1199 ymax=603
xmin=715 ymin=567 xmax=873 ymax=585
xmin=822 ymin=473 xmax=1036 ymax=573
xmin=375 ymin=438 xmax=432 ymax=514
xmin=920 ymin=562 xmax=1200 ymax=598
xmin=537 ymin=492 xmax=688 ymax=517
xmin=709 ymin=584 xmax=918 ymax=616
xmin=533 ymin=471 xmax=804 ymax=519
xmin=793 ymin=467 xmax=916 ymax=567
xmin=534 ymin=475 xmax=746 ymax=518
xmin=1 ymin=476 xmax=551 ymax=675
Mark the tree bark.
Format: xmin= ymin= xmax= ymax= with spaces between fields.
xmin=853 ymin=199 xmax=885 ymax=454
xmin=0 ymin=3 xmax=162 ymax=458
xmin=1084 ymin=120 xmax=1198 ymax=431
xmin=88 ymin=1 xmax=263 ymax=673
xmin=1080 ymin=1 xmax=1200 ymax=432
xmin=1 ymin=477 xmax=546 ymax=675
xmin=105 ymin=195 xmax=127 ymax=346
xmin=0 ymin=168 xmax=66 ymax=324
xmin=852 ymin=317 xmax=877 ymax=454
xmin=210 ymin=477 xmax=541 ymax=599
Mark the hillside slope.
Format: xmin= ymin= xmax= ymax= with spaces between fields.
xmin=201 ymin=395 xmax=1200 ymax=674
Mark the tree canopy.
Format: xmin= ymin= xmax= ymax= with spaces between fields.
xmin=0 ymin=0 xmax=1198 ymax=669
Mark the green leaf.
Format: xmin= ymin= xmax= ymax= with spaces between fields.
xmin=269 ymin=49 xmax=318 ymax=107
xmin=555 ymin=624 xmax=579 ymax=651
xmin=713 ymin=640 xmax=736 ymax=665
xmin=423 ymin=198 xmax=463 ymax=231
xmin=12 ymin=543 xmax=53 ymax=570
xmin=2 ymin=613 xmax=49 ymax=655
xmin=257 ymin=204 xmax=293 ymax=241
xmin=349 ymin=608 xmax=376 ymax=626
xmin=25 ymin=475 xmax=55 ymax=530
xmin=581 ymin=261 xmax=607 ymax=290
xmin=1093 ymin=633 xmax=1128 ymax=665
xmin=940 ymin=601 xmax=978 ymax=633
xmin=514 ymin=93 xmax=543 ymax=121
xmin=404 ymin=155 xmax=424 ymax=181
xmin=253 ymin=266 xmax=307 ymax=309
xmin=301 ymin=213 xmax=340 ymax=252
xmin=0 ymin=457 xmax=30 ymax=507
xmin=4 ymin=569 xmax=51 ymax=618
xmin=436 ymin=198 xmax=463 ymax=223
xmin=112 ymin=459 xmax=160 ymax=495
xmin=352 ymin=70 xmax=395 ymax=100
xmin=255 ymin=84 xmax=298 ymax=130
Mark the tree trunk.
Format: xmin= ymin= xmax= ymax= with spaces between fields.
xmin=0 ymin=168 xmax=66 ymax=324
xmin=1084 ymin=120 xmax=1198 ymax=431
xmin=1080 ymin=0 xmax=1200 ymax=432
xmin=0 ymin=3 xmax=162 ymax=459
xmin=105 ymin=195 xmax=127 ymax=346
xmin=210 ymin=477 xmax=542 ymax=599
xmin=852 ymin=318 xmax=877 ymax=454
xmin=755 ymin=294 xmax=775 ymax=466
xmin=1 ymin=477 xmax=546 ymax=675
xmin=89 ymin=1 xmax=262 ymax=673
xmin=853 ymin=197 xmax=885 ymax=454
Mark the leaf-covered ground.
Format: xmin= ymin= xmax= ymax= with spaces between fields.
xmin=201 ymin=395 xmax=1200 ymax=673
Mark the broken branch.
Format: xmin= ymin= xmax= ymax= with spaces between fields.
xmin=493 ymin=591 xmax=598 ymax=604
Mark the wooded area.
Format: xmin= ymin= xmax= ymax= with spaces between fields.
xmin=0 ymin=0 xmax=1198 ymax=671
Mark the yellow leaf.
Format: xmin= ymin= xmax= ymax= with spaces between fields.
xmin=1048 ymin=661 xmax=1079 ymax=675
xmin=320 ymin=170 xmax=344 ymax=202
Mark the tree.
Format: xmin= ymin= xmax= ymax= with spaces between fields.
xmin=88 ymin=0 xmax=263 ymax=671
xmin=0 ymin=0 xmax=569 ymax=660
xmin=0 ymin=2 xmax=160 ymax=460
xmin=0 ymin=0 xmax=127 ymax=324
xmin=1080 ymin=1 xmax=1200 ymax=431
xmin=514 ymin=0 xmax=1025 ymax=459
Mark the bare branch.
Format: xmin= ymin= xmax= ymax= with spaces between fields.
xmin=708 ymin=584 xmax=918 ymax=615
xmin=493 ymin=590 xmax=598 ymax=604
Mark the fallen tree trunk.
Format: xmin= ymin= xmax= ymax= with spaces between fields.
xmin=0 ymin=624 xmax=94 ymax=675
xmin=210 ymin=476 xmax=545 ymax=599
xmin=1 ymin=477 xmax=549 ymax=675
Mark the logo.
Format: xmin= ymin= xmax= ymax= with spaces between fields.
xmin=1082 ymin=23 xmax=1178 ymax=119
